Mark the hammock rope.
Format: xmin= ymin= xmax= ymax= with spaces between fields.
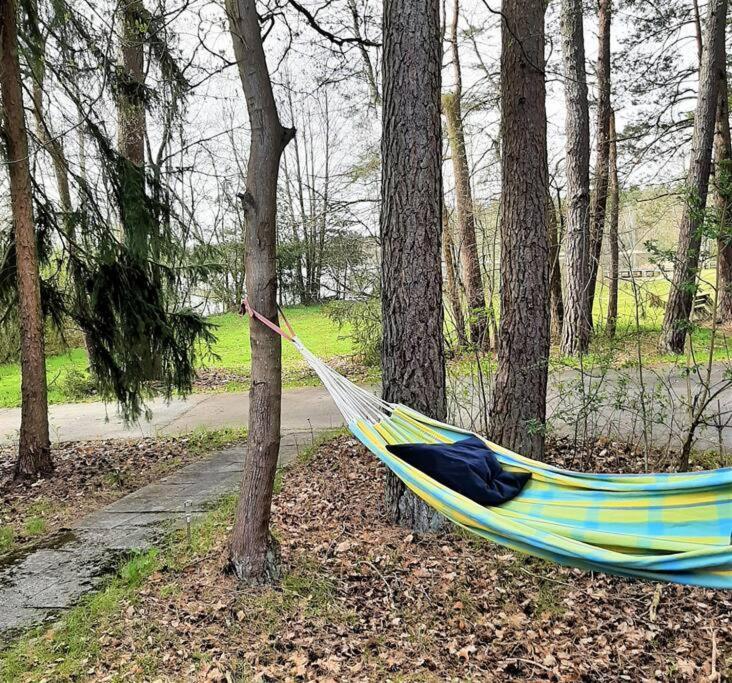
xmin=244 ymin=303 xmax=732 ymax=589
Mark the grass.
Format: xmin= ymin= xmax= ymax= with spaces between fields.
xmin=0 ymin=527 xmax=13 ymax=553
xmin=0 ymin=492 xmax=240 ymax=682
xmin=0 ymin=549 xmax=161 ymax=682
xmin=0 ymin=276 xmax=730 ymax=410
xmin=179 ymin=425 xmax=249 ymax=455
xmin=0 ymin=305 xmax=353 ymax=409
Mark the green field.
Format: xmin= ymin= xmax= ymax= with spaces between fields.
xmin=0 ymin=306 xmax=354 ymax=409
xmin=0 ymin=277 xmax=729 ymax=410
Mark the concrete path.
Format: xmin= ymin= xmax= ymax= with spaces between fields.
xmin=0 ymin=369 xmax=731 ymax=454
xmin=0 ymin=386 xmax=347 ymax=444
xmin=0 ymin=431 xmax=312 ymax=642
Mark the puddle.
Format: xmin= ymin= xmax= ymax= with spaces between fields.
xmin=0 ymin=529 xmax=79 ymax=574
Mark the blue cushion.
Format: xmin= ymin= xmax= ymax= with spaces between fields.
xmin=385 ymin=436 xmax=531 ymax=506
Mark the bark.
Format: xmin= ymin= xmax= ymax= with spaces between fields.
xmin=660 ymin=0 xmax=728 ymax=354
xmin=442 ymin=211 xmax=468 ymax=349
xmin=488 ymin=0 xmax=550 ymax=460
xmin=116 ymin=0 xmax=150 ymax=257
xmin=606 ymin=111 xmax=620 ymax=337
xmin=225 ymin=0 xmax=295 ymax=582
xmin=713 ymin=72 xmax=732 ymax=322
xmin=586 ymin=0 xmax=612 ymax=324
xmin=442 ymin=0 xmax=488 ymax=350
xmin=559 ymin=0 xmax=592 ymax=356
xmin=547 ymin=194 xmax=564 ymax=340
xmin=0 ymin=0 xmax=52 ymax=478
xmin=381 ymin=0 xmax=446 ymax=531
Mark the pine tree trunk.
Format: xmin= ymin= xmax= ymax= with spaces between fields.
xmin=0 ymin=0 xmax=52 ymax=478
xmin=117 ymin=0 xmax=148 ymax=251
xmin=547 ymin=194 xmax=564 ymax=340
xmin=442 ymin=211 xmax=468 ymax=349
xmin=559 ymin=0 xmax=592 ymax=356
xmin=381 ymin=0 xmax=447 ymax=531
xmin=660 ymin=0 xmax=728 ymax=354
xmin=714 ymin=71 xmax=732 ymax=322
xmin=586 ymin=0 xmax=612 ymax=325
xmin=606 ymin=112 xmax=620 ymax=338
xmin=225 ymin=0 xmax=295 ymax=582
xmin=442 ymin=0 xmax=488 ymax=350
xmin=488 ymin=0 xmax=550 ymax=460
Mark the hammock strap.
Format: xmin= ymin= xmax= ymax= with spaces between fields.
xmin=241 ymin=297 xmax=296 ymax=343
xmin=243 ymin=299 xmax=392 ymax=424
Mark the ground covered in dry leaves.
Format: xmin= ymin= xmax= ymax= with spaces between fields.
xmin=0 ymin=433 xmax=244 ymax=549
xmin=78 ymin=436 xmax=731 ymax=682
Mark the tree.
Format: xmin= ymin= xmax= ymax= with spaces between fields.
xmin=225 ymin=0 xmax=295 ymax=581
xmin=586 ymin=0 xmax=612 ymax=324
xmin=442 ymin=210 xmax=468 ymax=349
xmin=559 ymin=0 xmax=592 ymax=356
xmin=659 ymin=0 xmax=728 ymax=354
xmin=547 ymin=193 xmax=564 ymax=340
xmin=488 ymin=0 xmax=549 ymax=459
xmin=0 ymin=0 xmax=52 ymax=477
xmin=442 ymin=0 xmax=488 ymax=350
xmin=606 ymin=111 xmax=620 ymax=338
xmin=381 ymin=0 xmax=446 ymax=530
xmin=117 ymin=0 xmax=148 ymax=230
xmin=713 ymin=71 xmax=732 ymax=322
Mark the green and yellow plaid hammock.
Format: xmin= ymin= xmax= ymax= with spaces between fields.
xmin=246 ymin=303 xmax=732 ymax=589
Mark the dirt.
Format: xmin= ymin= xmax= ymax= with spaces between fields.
xmin=82 ymin=435 xmax=731 ymax=682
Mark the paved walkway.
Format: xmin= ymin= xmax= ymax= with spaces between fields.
xmin=0 ymin=386 xmax=347 ymax=443
xmin=0 ymin=431 xmax=312 ymax=642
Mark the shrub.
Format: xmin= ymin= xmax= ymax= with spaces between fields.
xmin=326 ymin=297 xmax=382 ymax=367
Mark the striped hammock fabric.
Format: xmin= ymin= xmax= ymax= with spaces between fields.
xmin=244 ymin=302 xmax=732 ymax=589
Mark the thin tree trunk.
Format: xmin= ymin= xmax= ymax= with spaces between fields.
xmin=442 ymin=0 xmax=488 ymax=350
xmin=714 ymin=72 xmax=732 ymax=322
xmin=488 ymin=0 xmax=550 ymax=460
xmin=547 ymin=194 xmax=564 ymax=340
xmin=586 ymin=0 xmax=612 ymax=325
xmin=606 ymin=111 xmax=620 ymax=337
xmin=381 ymin=0 xmax=446 ymax=531
xmin=282 ymin=154 xmax=307 ymax=301
xmin=225 ymin=0 xmax=295 ymax=582
xmin=660 ymin=0 xmax=728 ymax=354
xmin=559 ymin=0 xmax=592 ymax=356
xmin=0 ymin=0 xmax=52 ymax=478
xmin=116 ymin=0 xmax=148 ymax=252
xmin=443 ymin=210 xmax=468 ymax=349
xmin=348 ymin=0 xmax=380 ymax=105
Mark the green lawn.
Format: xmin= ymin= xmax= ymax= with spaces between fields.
xmin=0 ymin=278 xmax=729 ymax=410
xmin=0 ymin=305 xmax=354 ymax=409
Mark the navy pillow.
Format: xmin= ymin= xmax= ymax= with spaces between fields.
xmin=386 ymin=435 xmax=531 ymax=506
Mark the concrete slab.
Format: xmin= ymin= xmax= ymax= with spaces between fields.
xmin=0 ymin=431 xmax=311 ymax=643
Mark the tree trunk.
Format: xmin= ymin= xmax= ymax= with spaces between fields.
xmin=488 ymin=0 xmax=550 ymax=460
xmin=547 ymin=194 xmax=564 ymax=340
xmin=559 ymin=0 xmax=592 ymax=356
xmin=714 ymin=71 xmax=732 ymax=322
xmin=606 ymin=112 xmax=620 ymax=337
xmin=586 ymin=0 xmax=612 ymax=325
xmin=442 ymin=0 xmax=488 ymax=351
xmin=660 ymin=0 xmax=728 ymax=354
xmin=381 ymin=0 xmax=447 ymax=531
xmin=443 ymin=211 xmax=468 ymax=349
xmin=116 ymin=0 xmax=152 ymax=256
xmin=225 ymin=0 xmax=295 ymax=582
xmin=0 ymin=0 xmax=52 ymax=478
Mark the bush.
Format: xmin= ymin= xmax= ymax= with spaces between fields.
xmin=58 ymin=367 xmax=98 ymax=401
xmin=326 ymin=297 xmax=382 ymax=367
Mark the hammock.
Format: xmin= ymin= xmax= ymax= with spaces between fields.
xmin=245 ymin=302 xmax=732 ymax=589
